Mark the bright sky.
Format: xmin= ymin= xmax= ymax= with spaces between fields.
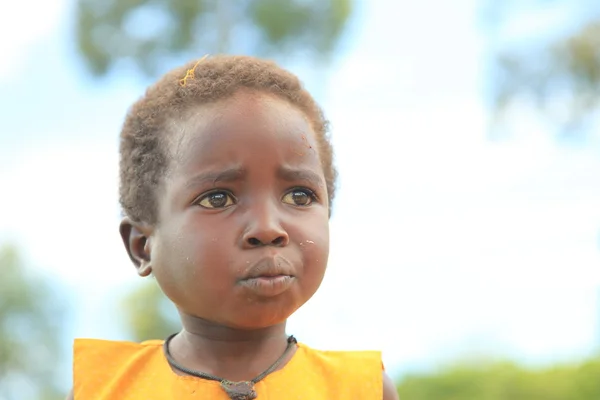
xmin=1 ymin=0 xmax=599 ymax=386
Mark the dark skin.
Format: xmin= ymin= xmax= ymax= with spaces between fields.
xmin=67 ymin=90 xmax=398 ymax=400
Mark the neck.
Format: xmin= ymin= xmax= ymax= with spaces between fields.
xmin=181 ymin=313 xmax=288 ymax=343
xmin=168 ymin=313 xmax=293 ymax=382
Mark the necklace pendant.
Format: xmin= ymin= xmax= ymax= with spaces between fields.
xmin=220 ymin=380 xmax=258 ymax=400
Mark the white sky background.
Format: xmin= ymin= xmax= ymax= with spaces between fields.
xmin=0 ymin=0 xmax=599 ymax=383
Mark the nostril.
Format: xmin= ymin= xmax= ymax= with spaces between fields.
xmin=245 ymin=235 xmax=287 ymax=247
xmin=247 ymin=237 xmax=261 ymax=246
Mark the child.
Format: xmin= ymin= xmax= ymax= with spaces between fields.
xmin=68 ymin=55 xmax=398 ymax=399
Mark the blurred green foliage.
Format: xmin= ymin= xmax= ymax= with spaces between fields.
xmin=74 ymin=0 xmax=353 ymax=78
xmin=487 ymin=0 xmax=600 ymax=135
xmin=0 ymin=245 xmax=65 ymax=400
xmin=397 ymin=356 xmax=600 ymax=399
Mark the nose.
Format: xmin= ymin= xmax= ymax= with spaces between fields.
xmin=242 ymin=203 xmax=289 ymax=248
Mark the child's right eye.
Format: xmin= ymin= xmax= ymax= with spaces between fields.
xmin=196 ymin=191 xmax=236 ymax=209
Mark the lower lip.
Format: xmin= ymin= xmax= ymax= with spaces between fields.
xmin=239 ymin=275 xmax=295 ymax=297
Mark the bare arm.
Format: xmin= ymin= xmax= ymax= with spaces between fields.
xmin=383 ymin=371 xmax=399 ymax=400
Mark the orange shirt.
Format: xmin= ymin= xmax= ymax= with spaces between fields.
xmin=73 ymin=338 xmax=383 ymax=399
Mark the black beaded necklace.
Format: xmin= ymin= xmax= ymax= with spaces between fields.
xmin=163 ymin=333 xmax=297 ymax=400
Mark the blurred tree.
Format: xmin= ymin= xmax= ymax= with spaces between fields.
xmin=74 ymin=0 xmax=353 ymax=78
xmin=120 ymin=278 xmax=180 ymax=342
xmin=0 ymin=245 xmax=64 ymax=400
xmin=486 ymin=1 xmax=600 ymax=136
xmin=396 ymin=356 xmax=600 ymax=399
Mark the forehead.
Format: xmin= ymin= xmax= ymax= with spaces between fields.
xmin=167 ymin=91 xmax=321 ymax=172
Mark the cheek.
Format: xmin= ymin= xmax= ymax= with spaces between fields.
xmin=297 ymin=215 xmax=330 ymax=269
xmin=152 ymin=218 xmax=231 ymax=289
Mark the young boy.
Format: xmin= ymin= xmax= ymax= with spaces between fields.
xmin=68 ymin=55 xmax=398 ymax=399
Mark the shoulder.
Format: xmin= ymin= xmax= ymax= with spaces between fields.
xmin=74 ymin=337 xmax=163 ymax=350
xmin=74 ymin=337 xmax=163 ymax=361
xmin=298 ymin=342 xmax=381 ymax=361
xmin=298 ymin=342 xmax=382 ymax=372
xmin=382 ymin=371 xmax=399 ymax=400
xmin=74 ymin=338 xmax=163 ymax=372
xmin=296 ymin=343 xmax=399 ymax=399
xmin=296 ymin=343 xmax=385 ymax=398
xmin=73 ymin=337 xmax=164 ymax=368
xmin=72 ymin=338 xmax=165 ymax=398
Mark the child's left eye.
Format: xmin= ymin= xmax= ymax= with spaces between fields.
xmin=282 ymin=189 xmax=316 ymax=207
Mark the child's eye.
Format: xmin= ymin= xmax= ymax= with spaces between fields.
xmin=197 ymin=191 xmax=236 ymax=209
xmin=282 ymin=189 xmax=316 ymax=207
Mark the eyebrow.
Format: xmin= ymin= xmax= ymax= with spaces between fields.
xmin=277 ymin=166 xmax=324 ymax=188
xmin=185 ymin=167 xmax=246 ymax=189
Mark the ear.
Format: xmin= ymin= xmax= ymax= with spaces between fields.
xmin=119 ymin=217 xmax=154 ymax=277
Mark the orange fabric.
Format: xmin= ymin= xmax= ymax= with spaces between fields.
xmin=73 ymin=338 xmax=383 ymax=399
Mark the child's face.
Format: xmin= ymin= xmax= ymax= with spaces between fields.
xmin=148 ymin=90 xmax=329 ymax=329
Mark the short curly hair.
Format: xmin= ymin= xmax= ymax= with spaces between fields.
xmin=119 ymin=55 xmax=336 ymax=224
